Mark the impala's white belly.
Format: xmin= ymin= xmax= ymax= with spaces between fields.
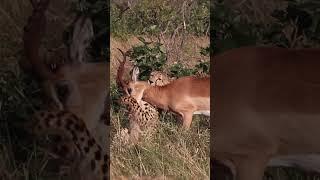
xmin=193 ymin=110 xmax=210 ymax=116
xmin=268 ymin=154 xmax=320 ymax=173
xmin=189 ymin=97 xmax=210 ymax=114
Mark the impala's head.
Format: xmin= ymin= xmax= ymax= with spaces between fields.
xmin=22 ymin=0 xmax=95 ymax=110
xmin=116 ymin=49 xmax=151 ymax=102
xmin=127 ymin=67 xmax=151 ymax=101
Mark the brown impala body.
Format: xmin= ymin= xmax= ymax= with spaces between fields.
xmin=214 ymin=46 xmax=320 ymax=180
xmin=139 ymin=76 xmax=210 ymax=127
xmin=116 ymin=49 xmax=210 ymax=129
xmin=22 ymin=0 xmax=108 ymax=146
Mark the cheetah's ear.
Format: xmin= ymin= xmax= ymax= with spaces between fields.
xmin=132 ymin=66 xmax=140 ymax=82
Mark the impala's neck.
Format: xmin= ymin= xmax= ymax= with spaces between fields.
xmin=143 ymin=85 xmax=169 ymax=110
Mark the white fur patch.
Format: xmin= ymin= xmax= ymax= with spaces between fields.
xmin=268 ymin=154 xmax=320 ymax=173
xmin=193 ymin=110 xmax=210 ymax=116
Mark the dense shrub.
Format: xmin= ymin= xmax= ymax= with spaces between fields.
xmin=212 ymin=0 xmax=320 ymax=54
xmin=127 ymin=37 xmax=209 ymax=79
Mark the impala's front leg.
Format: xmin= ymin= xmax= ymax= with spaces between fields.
xmin=235 ymin=156 xmax=268 ymax=180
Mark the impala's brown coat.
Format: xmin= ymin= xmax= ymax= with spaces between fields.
xmin=128 ymin=76 xmax=210 ymax=128
xmin=214 ymin=46 xmax=320 ymax=180
xmin=141 ymin=76 xmax=210 ymax=120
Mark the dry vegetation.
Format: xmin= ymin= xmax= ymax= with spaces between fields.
xmin=1 ymin=0 xmax=210 ymax=179
xmin=109 ymin=0 xmax=210 ymax=178
xmin=109 ymin=37 xmax=210 ymax=179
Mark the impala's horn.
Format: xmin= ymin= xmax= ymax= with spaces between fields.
xmin=116 ymin=48 xmax=129 ymax=94
xmin=22 ymin=0 xmax=57 ymax=81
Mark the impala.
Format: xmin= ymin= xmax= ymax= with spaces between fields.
xmin=116 ymin=49 xmax=210 ymax=129
xmin=22 ymin=0 xmax=108 ymax=146
xmin=213 ymin=46 xmax=320 ymax=180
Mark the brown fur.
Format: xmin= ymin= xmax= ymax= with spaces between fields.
xmin=143 ymin=76 xmax=210 ymax=109
xmin=214 ymin=46 xmax=320 ymax=180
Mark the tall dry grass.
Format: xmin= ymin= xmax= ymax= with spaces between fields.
xmin=110 ymin=94 xmax=210 ymax=179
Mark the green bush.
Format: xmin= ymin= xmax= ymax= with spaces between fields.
xmin=128 ymin=37 xmax=209 ymax=79
xmin=212 ymin=0 xmax=320 ymax=53
xmin=129 ymin=37 xmax=167 ymax=80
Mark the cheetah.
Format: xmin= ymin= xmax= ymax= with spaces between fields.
xmin=116 ymin=70 xmax=174 ymax=145
xmin=148 ymin=70 xmax=209 ymax=87
xmin=148 ymin=71 xmax=173 ymax=86
xmin=119 ymin=96 xmax=159 ymax=144
xmin=30 ymin=110 xmax=109 ymax=180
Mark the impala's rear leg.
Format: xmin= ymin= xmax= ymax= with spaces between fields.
xmin=175 ymin=102 xmax=197 ymax=129
xmin=181 ymin=111 xmax=194 ymax=129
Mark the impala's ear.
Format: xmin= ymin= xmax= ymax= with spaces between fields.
xmin=132 ymin=66 xmax=140 ymax=82
xmin=69 ymin=16 xmax=94 ymax=64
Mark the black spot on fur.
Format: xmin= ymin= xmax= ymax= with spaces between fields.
xmin=95 ymin=150 xmax=101 ymax=161
xmin=102 ymin=163 xmax=108 ymax=173
xmin=65 ymin=119 xmax=74 ymax=130
xmin=74 ymin=123 xmax=81 ymax=131
xmin=71 ymin=130 xmax=78 ymax=141
xmin=104 ymin=154 xmax=109 ymax=162
xmin=56 ymin=111 xmax=67 ymax=118
xmin=88 ymin=138 xmax=95 ymax=147
xmin=59 ymin=144 xmax=70 ymax=154
xmin=71 ymin=114 xmax=78 ymax=120
xmin=84 ymin=146 xmax=90 ymax=153
xmin=85 ymin=129 xmax=90 ymax=136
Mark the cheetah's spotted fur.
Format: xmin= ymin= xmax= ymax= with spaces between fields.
xmin=31 ymin=110 xmax=109 ymax=180
xmin=115 ymin=71 xmax=171 ymax=145
xmin=148 ymin=70 xmax=209 ymax=87
xmin=148 ymin=71 xmax=172 ymax=86
xmin=120 ymin=96 xmax=159 ymax=144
